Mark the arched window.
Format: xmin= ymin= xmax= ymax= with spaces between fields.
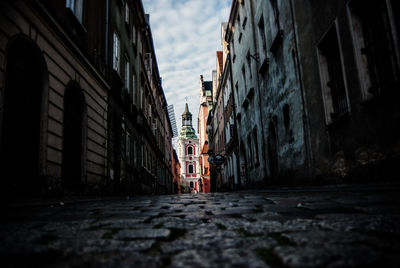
xmin=187 ymin=146 xmax=193 ymax=155
xmin=188 ymin=164 xmax=194 ymax=174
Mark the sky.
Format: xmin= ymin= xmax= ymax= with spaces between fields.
xmin=142 ymin=0 xmax=232 ymax=139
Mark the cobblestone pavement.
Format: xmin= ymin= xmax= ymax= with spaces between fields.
xmin=1 ymin=184 xmax=400 ymax=267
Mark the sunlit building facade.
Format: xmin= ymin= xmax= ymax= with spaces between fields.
xmin=178 ymin=104 xmax=200 ymax=193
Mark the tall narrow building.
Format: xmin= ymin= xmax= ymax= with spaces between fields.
xmin=198 ymin=75 xmax=213 ymax=193
xmin=178 ymin=103 xmax=200 ymax=193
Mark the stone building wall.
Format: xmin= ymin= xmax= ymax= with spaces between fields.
xmin=0 ymin=1 xmax=108 ymax=196
xmin=294 ymin=0 xmax=400 ymax=181
xmin=254 ymin=0 xmax=309 ymax=184
xmin=227 ymin=0 xmax=266 ymax=187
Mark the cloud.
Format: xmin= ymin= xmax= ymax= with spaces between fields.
xmin=143 ymin=0 xmax=232 ymax=139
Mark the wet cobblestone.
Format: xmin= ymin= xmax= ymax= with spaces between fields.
xmin=1 ymin=184 xmax=400 ymax=267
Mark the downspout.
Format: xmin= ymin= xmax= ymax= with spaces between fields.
xmin=105 ymin=0 xmax=109 ymax=66
xmin=249 ymin=0 xmax=268 ymax=183
xmin=104 ymin=0 xmax=110 ymax=186
xmin=289 ymin=0 xmax=313 ymax=181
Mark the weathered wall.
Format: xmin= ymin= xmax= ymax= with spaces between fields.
xmin=254 ymin=0 xmax=308 ymax=183
xmin=228 ymin=0 xmax=266 ymax=186
xmin=295 ymin=0 xmax=400 ymax=180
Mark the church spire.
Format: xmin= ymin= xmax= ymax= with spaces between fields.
xmin=179 ymin=102 xmax=197 ymax=139
xmin=182 ymin=102 xmax=192 ymax=126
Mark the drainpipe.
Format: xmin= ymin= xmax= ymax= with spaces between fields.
xmin=249 ymin=0 xmax=268 ymax=183
xmin=105 ymin=0 xmax=109 ymax=66
xmin=104 ymin=0 xmax=110 ymax=187
xmin=289 ymin=0 xmax=313 ymax=181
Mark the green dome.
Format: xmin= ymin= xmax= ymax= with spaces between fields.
xmin=179 ymin=125 xmax=197 ymax=139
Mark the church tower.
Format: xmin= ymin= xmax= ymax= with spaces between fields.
xmin=178 ymin=103 xmax=200 ymax=193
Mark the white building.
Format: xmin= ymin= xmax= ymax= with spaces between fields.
xmin=177 ymin=103 xmax=200 ymax=193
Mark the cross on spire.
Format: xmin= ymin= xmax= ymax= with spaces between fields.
xmin=185 ymin=96 xmax=188 ymax=103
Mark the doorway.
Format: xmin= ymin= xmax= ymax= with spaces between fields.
xmin=0 ymin=36 xmax=46 ymax=190
xmin=267 ymin=122 xmax=279 ymax=181
xmin=62 ymin=82 xmax=86 ymax=189
xmin=239 ymin=142 xmax=248 ymax=188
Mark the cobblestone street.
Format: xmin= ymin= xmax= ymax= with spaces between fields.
xmin=1 ymin=183 xmax=400 ymax=267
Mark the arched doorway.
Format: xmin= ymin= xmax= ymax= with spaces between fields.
xmin=267 ymin=122 xmax=279 ymax=181
xmin=0 ymin=36 xmax=47 ymax=192
xmin=62 ymin=82 xmax=86 ymax=189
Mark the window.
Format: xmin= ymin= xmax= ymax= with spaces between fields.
xmin=283 ymin=104 xmax=290 ymax=130
xmin=190 ymin=181 xmax=194 ymax=188
xmin=125 ymin=2 xmax=130 ymax=24
xmin=66 ymin=0 xmax=83 ymax=23
xmin=246 ymin=51 xmax=252 ymax=79
xmin=253 ymin=128 xmax=259 ymax=165
xmin=247 ymin=134 xmax=253 ymax=167
xmin=188 ymin=164 xmax=194 ymax=174
xmin=258 ymin=15 xmax=267 ymax=52
xmin=242 ymin=17 xmax=247 ymax=29
xmin=126 ymin=132 xmax=131 ymax=164
xmin=235 ymin=82 xmax=239 ymax=98
xmin=113 ymin=32 xmax=120 ymax=73
xmin=348 ymin=0 xmax=399 ymax=100
xmin=132 ymin=71 xmax=136 ymax=99
xmin=317 ymin=23 xmax=349 ymax=124
xmin=187 ymin=146 xmax=193 ymax=155
xmin=241 ymin=65 xmax=247 ymax=90
xmin=125 ymin=57 xmax=130 ymax=92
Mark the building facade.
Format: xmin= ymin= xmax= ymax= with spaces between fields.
xmin=225 ymin=0 xmax=267 ymax=188
xmin=198 ymin=75 xmax=212 ymax=193
xmin=107 ymin=0 xmax=173 ymax=195
xmin=0 ymin=0 xmax=174 ymax=199
xmin=207 ymin=0 xmax=400 ymax=190
xmin=178 ymin=103 xmax=200 ymax=193
xmin=171 ymin=149 xmax=181 ymax=194
xmin=293 ymin=0 xmax=400 ymax=181
xmin=0 ymin=0 xmax=109 ymax=197
xmin=252 ymin=0 xmax=310 ymax=184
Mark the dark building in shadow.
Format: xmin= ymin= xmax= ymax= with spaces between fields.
xmin=208 ymin=0 xmax=399 ymax=189
xmin=0 ymin=0 xmax=173 ymax=199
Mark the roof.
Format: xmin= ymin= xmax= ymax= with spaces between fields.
xmin=182 ymin=103 xmax=192 ymax=117
xmin=201 ymin=142 xmax=209 ymax=154
xmin=179 ymin=126 xmax=197 ymax=139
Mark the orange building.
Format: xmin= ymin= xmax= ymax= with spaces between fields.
xmin=171 ymin=149 xmax=181 ymax=194
xmin=198 ymin=76 xmax=213 ymax=193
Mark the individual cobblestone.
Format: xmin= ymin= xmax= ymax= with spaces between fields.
xmin=1 ymin=183 xmax=400 ymax=267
